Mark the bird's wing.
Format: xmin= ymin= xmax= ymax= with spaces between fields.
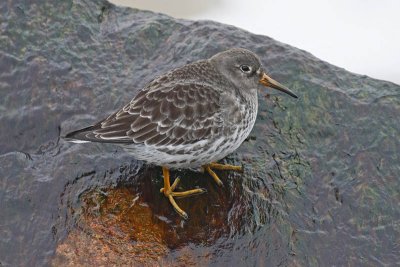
xmin=66 ymin=82 xmax=223 ymax=146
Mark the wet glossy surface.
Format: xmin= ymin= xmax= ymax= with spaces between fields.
xmin=1 ymin=0 xmax=399 ymax=266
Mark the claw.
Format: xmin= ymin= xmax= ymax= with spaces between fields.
xmin=161 ymin=167 xmax=206 ymax=219
xmin=205 ymin=166 xmax=224 ymax=186
xmin=204 ymin=162 xmax=243 ymax=186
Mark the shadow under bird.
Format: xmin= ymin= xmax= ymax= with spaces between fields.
xmin=65 ymin=48 xmax=298 ymax=219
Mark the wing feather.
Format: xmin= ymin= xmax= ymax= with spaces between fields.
xmin=67 ymin=82 xmax=223 ymax=146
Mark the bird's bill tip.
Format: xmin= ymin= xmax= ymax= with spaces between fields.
xmin=259 ymin=73 xmax=298 ymax=98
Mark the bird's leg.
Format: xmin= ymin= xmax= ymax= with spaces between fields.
xmin=160 ymin=166 xmax=206 ymax=219
xmin=203 ymin=162 xmax=243 ymax=186
xmin=208 ymin=162 xmax=243 ymax=171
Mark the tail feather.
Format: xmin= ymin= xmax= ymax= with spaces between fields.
xmin=64 ymin=125 xmax=133 ymax=144
xmin=64 ymin=125 xmax=97 ymax=142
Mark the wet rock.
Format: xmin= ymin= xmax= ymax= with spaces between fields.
xmin=0 ymin=0 xmax=399 ymax=266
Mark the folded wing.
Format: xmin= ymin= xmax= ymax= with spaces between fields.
xmin=65 ymin=83 xmax=223 ymax=147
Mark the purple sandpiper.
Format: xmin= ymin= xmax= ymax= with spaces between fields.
xmin=66 ymin=48 xmax=298 ymax=219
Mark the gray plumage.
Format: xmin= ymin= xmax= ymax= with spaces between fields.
xmin=66 ymin=48 xmax=293 ymax=168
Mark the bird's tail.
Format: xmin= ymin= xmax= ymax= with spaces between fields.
xmin=64 ymin=125 xmax=133 ymax=144
xmin=64 ymin=125 xmax=97 ymax=143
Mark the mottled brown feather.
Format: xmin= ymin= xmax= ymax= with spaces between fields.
xmin=87 ymin=78 xmax=223 ymax=146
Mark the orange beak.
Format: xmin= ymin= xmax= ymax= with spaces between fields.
xmin=259 ymin=73 xmax=298 ymax=98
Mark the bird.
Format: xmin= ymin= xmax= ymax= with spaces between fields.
xmin=65 ymin=48 xmax=298 ymax=219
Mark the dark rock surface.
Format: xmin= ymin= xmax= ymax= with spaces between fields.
xmin=1 ymin=0 xmax=399 ymax=266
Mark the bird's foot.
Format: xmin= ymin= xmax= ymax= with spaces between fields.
xmin=203 ymin=162 xmax=243 ymax=186
xmin=161 ymin=167 xmax=206 ymax=219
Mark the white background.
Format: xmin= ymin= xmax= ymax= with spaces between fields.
xmin=110 ymin=0 xmax=400 ymax=85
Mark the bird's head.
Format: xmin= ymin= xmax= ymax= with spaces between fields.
xmin=210 ymin=48 xmax=298 ymax=98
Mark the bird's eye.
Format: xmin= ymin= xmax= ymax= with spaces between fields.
xmin=240 ymin=65 xmax=251 ymax=73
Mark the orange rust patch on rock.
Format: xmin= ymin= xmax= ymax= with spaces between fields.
xmin=53 ymin=188 xmax=168 ymax=266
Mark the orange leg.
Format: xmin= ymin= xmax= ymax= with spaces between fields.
xmin=203 ymin=162 xmax=243 ymax=186
xmin=160 ymin=166 xmax=206 ymax=219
